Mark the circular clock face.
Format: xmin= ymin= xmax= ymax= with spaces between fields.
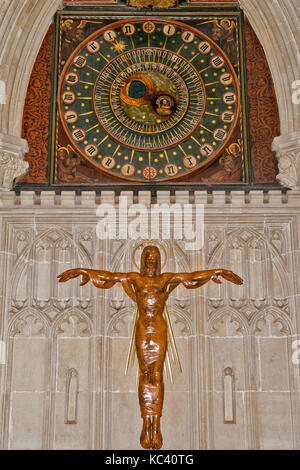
xmin=58 ymin=18 xmax=240 ymax=182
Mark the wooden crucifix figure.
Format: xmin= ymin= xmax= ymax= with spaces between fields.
xmin=58 ymin=245 xmax=243 ymax=450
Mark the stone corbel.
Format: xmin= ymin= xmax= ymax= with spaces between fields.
xmin=272 ymin=132 xmax=300 ymax=190
xmin=0 ymin=134 xmax=29 ymax=191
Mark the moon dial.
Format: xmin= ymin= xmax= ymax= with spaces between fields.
xmin=94 ymin=48 xmax=204 ymax=150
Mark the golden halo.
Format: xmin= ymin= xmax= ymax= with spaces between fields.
xmin=57 ymin=146 xmax=70 ymax=155
xmin=228 ymin=142 xmax=240 ymax=153
xmin=132 ymin=240 xmax=167 ymax=271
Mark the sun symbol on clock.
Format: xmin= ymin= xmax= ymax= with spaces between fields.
xmin=112 ymin=40 xmax=127 ymax=53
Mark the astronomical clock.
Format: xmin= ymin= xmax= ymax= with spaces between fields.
xmin=48 ymin=4 xmax=251 ymax=186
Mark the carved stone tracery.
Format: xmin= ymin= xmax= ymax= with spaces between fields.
xmin=253 ymin=310 xmax=291 ymax=337
xmin=206 ymin=225 xmax=290 ymax=325
xmin=10 ymin=312 xmax=47 ymax=338
xmin=10 ymin=227 xmax=93 ymax=317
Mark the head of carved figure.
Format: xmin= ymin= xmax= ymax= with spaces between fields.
xmin=212 ymin=23 xmax=223 ymax=41
xmin=74 ymin=28 xmax=85 ymax=43
xmin=229 ymin=143 xmax=240 ymax=158
xmin=140 ymin=245 xmax=161 ymax=277
xmin=62 ymin=19 xmax=74 ymax=33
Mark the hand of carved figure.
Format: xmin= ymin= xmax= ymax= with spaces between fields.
xmin=58 ymin=268 xmax=89 ymax=285
xmin=211 ymin=269 xmax=243 ymax=285
xmin=57 ymin=268 xmax=116 ymax=288
xmin=58 ymin=246 xmax=243 ymax=450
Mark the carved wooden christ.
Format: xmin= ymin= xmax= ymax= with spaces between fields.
xmin=58 ymin=245 xmax=243 ymax=449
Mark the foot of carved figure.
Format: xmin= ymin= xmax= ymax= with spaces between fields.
xmin=152 ymin=416 xmax=163 ymax=449
xmin=140 ymin=417 xmax=152 ymax=449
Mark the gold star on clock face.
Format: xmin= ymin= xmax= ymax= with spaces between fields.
xmin=58 ymin=18 xmax=240 ymax=182
xmin=112 ymin=40 xmax=127 ymax=53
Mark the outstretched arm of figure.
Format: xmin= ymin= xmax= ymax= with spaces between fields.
xmin=57 ymin=269 xmax=137 ymax=301
xmin=166 ymin=268 xmax=243 ymax=294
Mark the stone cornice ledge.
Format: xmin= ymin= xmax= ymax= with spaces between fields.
xmin=0 ymin=189 xmax=298 ymax=209
xmin=0 ymin=134 xmax=29 ymax=191
xmin=272 ymin=131 xmax=300 ymax=190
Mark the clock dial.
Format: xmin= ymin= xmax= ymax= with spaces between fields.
xmin=58 ymin=18 xmax=240 ymax=182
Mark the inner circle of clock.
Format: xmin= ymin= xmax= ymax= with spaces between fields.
xmin=93 ymin=48 xmax=205 ymax=151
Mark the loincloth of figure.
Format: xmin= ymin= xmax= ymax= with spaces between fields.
xmin=135 ymin=318 xmax=167 ymax=418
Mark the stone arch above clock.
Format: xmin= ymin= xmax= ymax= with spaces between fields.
xmin=21 ymin=6 xmax=280 ymax=189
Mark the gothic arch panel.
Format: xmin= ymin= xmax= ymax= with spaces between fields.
xmin=250 ymin=308 xmax=297 ymax=449
xmin=50 ymin=309 xmax=93 ymax=449
xmin=5 ymin=310 xmax=50 ymax=449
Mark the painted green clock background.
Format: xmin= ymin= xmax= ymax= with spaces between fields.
xmin=58 ymin=18 xmax=240 ymax=182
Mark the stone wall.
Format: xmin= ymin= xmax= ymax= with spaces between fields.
xmin=0 ymin=190 xmax=299 ymax=449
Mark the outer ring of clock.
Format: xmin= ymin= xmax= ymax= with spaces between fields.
xmin=58 ymin=18 xmax=241 ymax=183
